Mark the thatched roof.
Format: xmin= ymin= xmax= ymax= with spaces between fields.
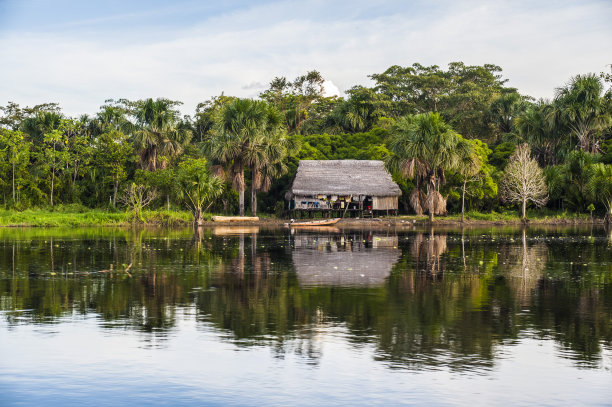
xmin=290 ymin=160 xmax=401 ymax=197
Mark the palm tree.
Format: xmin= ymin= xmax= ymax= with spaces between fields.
xmin=587 ymin=163 xmax=612 ymax=223
xmin=205 ymin=99 xmax=268 ymax=216
xmin=388 ymin=112 xmax=469 ymax=221
xmin=553 ymin=74 xmax=611 ymax=153
xmin=488 ymin=92 xmax=526 ymax=138
xmin=175 ymin=158 xmax=224 ymax=225
xmin=89 ymin=105 xmax=133 ymax=136
xmin=514 ymin=100 xmax=570 ymax=166
xmin=133 ymin=98 xmax=191 ymax=170
xmin=455 ymin=138 xmax=481 ymax=222
xmin=247 ymin=104 xmax=299 ymax=216
xmin=21 ymin=111 xmax=63 ymax=142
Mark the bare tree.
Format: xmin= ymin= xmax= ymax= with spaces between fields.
xmin=500 ymin=144 xmax=548 ymax=220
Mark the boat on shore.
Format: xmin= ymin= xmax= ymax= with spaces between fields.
xmin=284 ymin=218 xmax=341 ymax=227
xmin=212 ymin=216 xmax=260 ymax=222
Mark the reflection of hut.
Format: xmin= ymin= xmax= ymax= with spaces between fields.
xmin=286 ymin=160 xmax=402 ymax=217
xmin=292 ymin=233 xmax=400 ymax=286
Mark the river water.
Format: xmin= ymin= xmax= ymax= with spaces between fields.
xmin=0 ymin=226 xmax=610 ymax=406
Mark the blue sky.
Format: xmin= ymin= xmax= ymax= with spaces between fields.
xmin=0 ymin=0 xmax=611 ymax=116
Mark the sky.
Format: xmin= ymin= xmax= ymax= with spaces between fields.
xmin=0 ymin=0 xmax=611 ymax=117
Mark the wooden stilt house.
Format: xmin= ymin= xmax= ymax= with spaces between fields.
xmin=286 ymin=160 xmax=402 ymax=217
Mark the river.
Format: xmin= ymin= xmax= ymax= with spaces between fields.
xmin=0 ymin=226 xmax=610 ymax=406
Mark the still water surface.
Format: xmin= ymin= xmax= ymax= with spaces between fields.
xmin=0 ymin=226 xmax=610 ymax=406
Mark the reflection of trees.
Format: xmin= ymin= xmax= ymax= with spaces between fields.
xmin=411 ymin=228 xmax=447 ymax=278
xmin=0 ymin=227 xmax=610 ymax=367
xmin=497 ymin=227 xmax=548 ymax=305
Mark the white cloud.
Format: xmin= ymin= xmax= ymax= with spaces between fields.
xmin=0 ymin=0 xmax=610 ymax=117
xmin=322 ymin=80 xmax=341 ymax=97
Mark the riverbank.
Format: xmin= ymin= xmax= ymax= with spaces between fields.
xmin=0 ymin=209 xmax=193 ymax=227
xmin=0 ymin=208 xmax=601 ymax=227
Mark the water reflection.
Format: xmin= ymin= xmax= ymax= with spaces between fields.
xmin=290 ymin=230 xmax=400 ymax=286
xmin=0 ymin=226 xmax=611 ymax=370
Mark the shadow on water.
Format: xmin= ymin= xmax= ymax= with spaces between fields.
xmin=0 ymin=225 xmax=611 ymax=370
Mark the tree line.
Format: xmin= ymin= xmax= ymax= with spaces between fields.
xmin=1 ymin=62 xmax=611 ymax=221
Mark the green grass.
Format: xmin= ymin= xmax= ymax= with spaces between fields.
xmin=0 ymin=207 xmax=594 ymax=227
xmin=444 ymin=209 xmax=590 ymax=222
xmin=0 ymin=208 xmax=196 ymax=227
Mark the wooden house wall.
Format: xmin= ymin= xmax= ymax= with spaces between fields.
xmin=372 ymin=196 xmax=398 ymax=210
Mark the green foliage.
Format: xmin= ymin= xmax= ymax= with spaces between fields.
xmin=93 ymin=130 xmax=133 ymax=207
xmin=259 ymin=70 xmax=325 ymax=134
xmin=489 ymin=142 xmax=515 ymax=170
xmin=0 ymin=128 xmax=31 ymax=206
xmin=388 ymin=112 xmax=470 ymax=219
xmin=587 ymin=163 xmax=612 ymax=215
xmin=447 ymin=138 xmax=498 ymax=214
xmin=174 ymin=158 xmax=223 ymax=223
xmin=296 ymin=127 xmax=389 ymax=160
xmin=1 ymin=65 xmax=612 ymax=217
xmin=553 ymin=74 xmax=611 ymax=153
xmin=546 ymin=151 xmax=599 ymax=212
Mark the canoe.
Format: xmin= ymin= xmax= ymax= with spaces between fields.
xmin=284 ymin=218 xmax=341 ymax=227
xmin=212 ymin=216 xmax=259 ymax=222
xmin=289 ymin=226 xmax=341 ymax=233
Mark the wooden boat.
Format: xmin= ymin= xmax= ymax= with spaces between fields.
xmin=289 ymin=226 xmax=341 ymax=233
xmin=212 ymin=216 xmax=259 ymax=222
xmin=284 ymin=218 xmax=341 ymax=227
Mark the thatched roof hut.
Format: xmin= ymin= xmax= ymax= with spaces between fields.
xmin=290 ymin=160 xmax=401 ymax=197
xmin=288 ymin=160 xmax=401 ymax=211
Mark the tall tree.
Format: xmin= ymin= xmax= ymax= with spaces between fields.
xmin=205 ymin=99 xmax=290 ymax=216
xmin=488 ymin=91 xmax=527 ymax=140
xmin=553 ymin=74 xmax=611 ymax=153
xmin=587 ymin=163 xmax=612 ymax=222
xmin=93 ymin=130 xmax=133 ymax=207
xmin=0 ymin=129 xmax=30 ymax=203
xmin=388 ymin=112 xmax=469 ymax=221
xmin=455 ymin=137 xmax=482 ymax=222
xmin=21 ymin=110 xmax=63 ymax=143
xmin=38 ymin=124 xmax=70 ymax=206
xmin=247 ymin=104 xmax=297 ymax=216
xmin=0 ymin=102 xmax=61 ymax=131
xmin=206 ymin=98 xmax=267 ymax=216
xmin=132 ymin=98 xmax=191 ymax=170
xmin=260 ymin=70 xmax=325 ymax=134
xmin=515 ymin=100 xmax=567 ymax=166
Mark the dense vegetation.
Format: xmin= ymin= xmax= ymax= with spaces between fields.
xmin=1 ymin=62 xmax=611 ymax=221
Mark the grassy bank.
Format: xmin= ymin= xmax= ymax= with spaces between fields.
xmin=0 ymin=207 xmax=596 ymax=227
xmin=0 ymin=208 xmax=195 ymax=227
xmin=442 ymin=209 xmax=591 ymax=222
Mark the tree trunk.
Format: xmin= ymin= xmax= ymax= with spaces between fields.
xmin=238 ymin=167 xmax=245 ymax=216
xmin=522 ymin=198 xmax=526 ymax=220
xmin=427 ymin=181 xmax=434 ymax=222
xmin=113 ymin=179 xmax=118 ymax=208
xmin=461 ymin=227 xmax=466 ymax=270
xmin=251 ymin=183 xmax=257 ymax=217
xmin=12 ymin=157 xmax=15 ymax=202
xmin=194 ymin=209 xmax=202 ymax=226
xmin=50 ymin=170 xmax=55 ymax=207
xmin=239 ymin=188 xmax=245 ymax=216
xmin=461 ymin=180 xmax=466 ymax=223
xmin=167 ymin=194 xmax=170 ymax=211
